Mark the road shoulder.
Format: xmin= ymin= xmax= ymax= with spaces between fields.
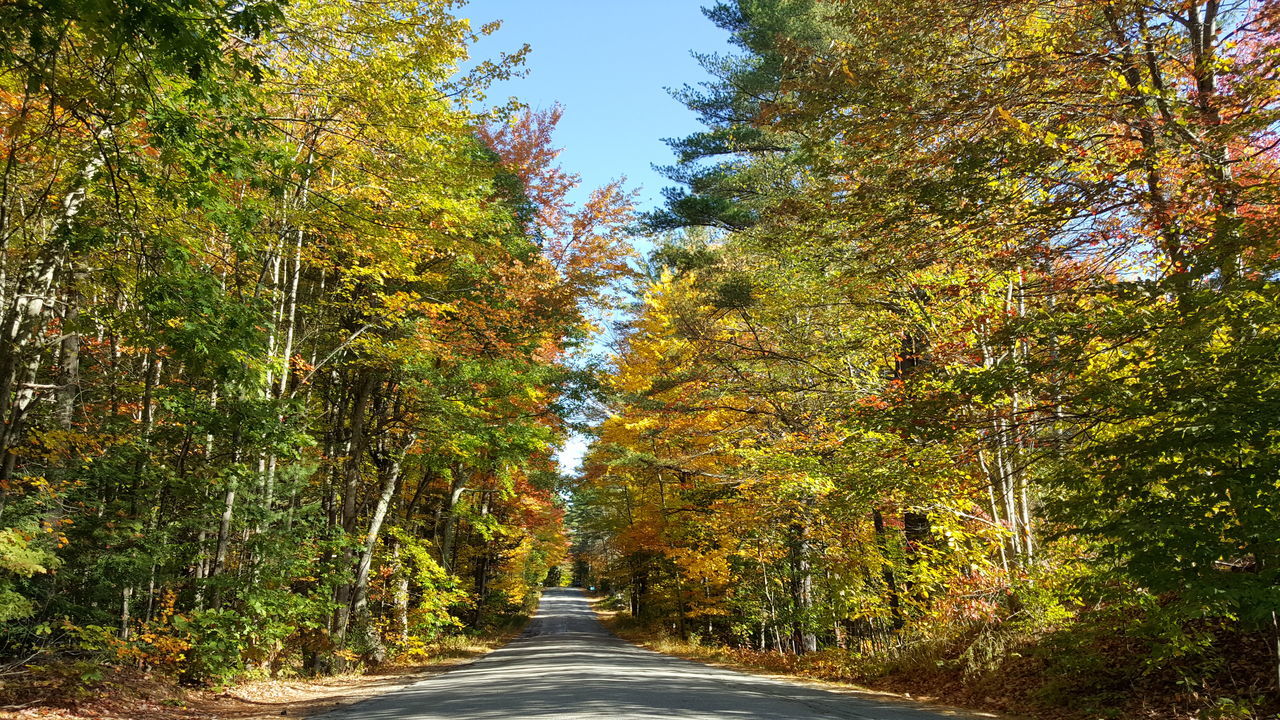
xmin=589 ymin=597 xmax=1020 ymax=720
xmin=0 ymin=632 xmax=521 ymax=720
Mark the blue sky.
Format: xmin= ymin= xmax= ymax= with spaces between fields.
xmin=465 ymin=1 xmax=728 ymax=210
xmin=461 ymin=2 xmax=730 ymax=475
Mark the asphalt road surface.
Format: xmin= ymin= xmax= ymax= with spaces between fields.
xmin=319 ymin=588 xmax=971 ymax=719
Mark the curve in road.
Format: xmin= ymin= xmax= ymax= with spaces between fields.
xmin=319 ymin=587 xmax=980 ymax=719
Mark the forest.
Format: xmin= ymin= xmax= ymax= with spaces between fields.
xmin=571 ymin=1 xmax=1280 ymax=718
xmin=1 ymin=0 xmax=1278 ymax=718
xmin=0 ymin=0 xmax=631 ymax=693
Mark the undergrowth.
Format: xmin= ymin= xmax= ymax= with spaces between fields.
xmin=0 ymin=615 xmax=529 ymax=715
xmin=600 ymin=600 xmax=1279 ymax=720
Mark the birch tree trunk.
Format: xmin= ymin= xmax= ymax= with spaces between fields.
xmin=0 ymin=138 xmax=106 ymax=480
xmin=349 ymin=433 xmax=413 ymax=665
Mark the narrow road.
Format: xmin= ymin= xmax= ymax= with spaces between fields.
xmin=320 ymin=588 xmax=971 ymax=719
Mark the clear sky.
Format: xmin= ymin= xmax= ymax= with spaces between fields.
xmin=461 ymin=2 xmax=730 ymax=475
xmin=465 ymin=1 xmax=728 ymax=210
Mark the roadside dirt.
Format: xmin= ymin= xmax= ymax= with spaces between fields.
xmin=591 ymin=598 xmax=1016 ymax=720
xmin=0 ymin=638 xmax=510 ymax=720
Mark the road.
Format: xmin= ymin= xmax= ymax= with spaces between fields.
xmin=319 ymin=587 xmax=972 ymax=719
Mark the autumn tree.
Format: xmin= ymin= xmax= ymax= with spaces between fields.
xmin=0 ymin=0 xmax=621 ymax=685
xmin=577 ymin=1 xmax=1280 ymax=715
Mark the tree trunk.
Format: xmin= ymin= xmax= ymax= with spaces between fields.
xmin=0 ymin=136 xmax=106 ymax=481
xmin=438 ymin=467 xmax=468 ymax=572
xmin=872 ymin=508 xmax=903 ymax=631
xmin=56 ymin=263 xmax=83 ymax=430
xmin=788 ymin=521 xmax=817 ymax=654
xmin=349 ymin=435 xmax=411 ymax=667
xmin=332 ymin=372 xmax=377 ymax=649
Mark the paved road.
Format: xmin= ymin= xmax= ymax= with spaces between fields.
xmin=320 ymin=588 xmax=971 ymax=719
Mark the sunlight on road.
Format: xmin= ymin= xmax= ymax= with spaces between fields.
xmin=318 ymin=588 xmax=978 ymax=720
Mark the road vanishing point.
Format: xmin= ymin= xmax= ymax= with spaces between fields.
xmin=319 ymin=587 xmax=978 ymax=719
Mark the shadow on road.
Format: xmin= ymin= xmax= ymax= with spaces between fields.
xmin=319 ymin=588 xmax=978 ymax=720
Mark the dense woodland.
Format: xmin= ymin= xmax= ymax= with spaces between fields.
xmin=571 ymin=1 xmax=1280 ymax=717
xmin=3 ymin=0 xmax=1280 ymax=717
xmin=0 ymin=0 xmax=632 ymax=685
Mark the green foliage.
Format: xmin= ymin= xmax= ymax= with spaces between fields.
xmin=0 ymin=524 xmax=58 ymax=622
xmin=174 ymin=609 xmax=251 ymax=684
xmin=0 ymin=0 xmax=588 ymax=690
xmin=139 ymin=269 xmax=271 ymax=384
xmin=1047 ymin=280 xmax=1280 ymax=626
xmin=390 ymin=529 xmax=468 ymax=640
